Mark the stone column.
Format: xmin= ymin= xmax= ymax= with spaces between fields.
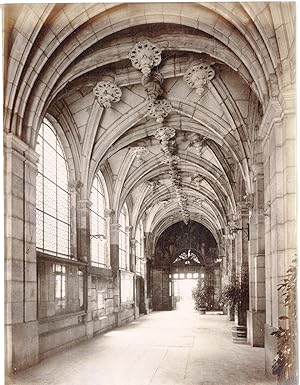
xmin=4 ymin=133 xmax=39 ymax=373
xmin=260 ymin=92 xmax=296 ymax=377
xmin=232 ymin=205 xmax=249 ymax=344
xmin=110 ymin=221 xmax=121 ymax=325
xmin=130 ymin=239 xmax=138 ymax=319
xmin=77 ymin=199 xmax=92 ymax=263
xmin=77 ymin=199 xmax=92 ymax=336
xmin=247 ymin=162 xmax=266 ymax=347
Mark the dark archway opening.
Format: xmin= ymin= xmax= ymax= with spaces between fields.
xmin=150 ymin=221 xmax=222 ymax=311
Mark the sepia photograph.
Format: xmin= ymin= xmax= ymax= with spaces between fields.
xmin=3 ymin=2 xmax=296 ymax=384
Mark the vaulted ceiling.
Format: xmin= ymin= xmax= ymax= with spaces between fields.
xmin=4 ymin=3 xmax=295 ymax=251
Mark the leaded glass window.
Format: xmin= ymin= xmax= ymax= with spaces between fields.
xmin=90 ymin=174 xmax=108 ymax=267
xmin=136 ymin=220 xmax=144 ymax=276
xmin=119 ymin=203 xmax=129 ymax=270
xmin=36 ymin=119 xmax=71 ymax=258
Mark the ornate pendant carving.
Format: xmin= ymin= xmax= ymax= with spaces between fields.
xmin=129 ymin=40 xmax=162 ymax=75
xmin=147 ymin=99 xmax=172 ymax=123
xmin=184 ymin=62 xmax=215 ymax=96
xmin=93 ymin=81 xmax=122 ymax=108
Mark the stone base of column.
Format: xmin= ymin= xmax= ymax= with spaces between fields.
xmin=84 ymin=313 xmax=94 ymax=339
xmin=134 ymin=306 xmax=140 ymax=320
xmin=232 ymin=325 xmax=247 ymax=344
xmin=227 ymin=305 xmax=235 ymax=321
xmin=6 ymin=321 xmax=39 ymax=374
xmin=264 ymin=324 xmax=278 ymax=379
xmin=247 ymin=310 xmax=265 ymax=347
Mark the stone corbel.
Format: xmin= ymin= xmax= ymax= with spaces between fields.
xmin=129 ymin=40 xmax=162 ymax=75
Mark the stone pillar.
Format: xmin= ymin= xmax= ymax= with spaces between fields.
xmin=130 ymin=239 xmax=138 ymax=319
xmin=259 ymin=92 xmax=296 ymax=377
xmin=110 ymin=221 xmax=121 ymax=325
xmin=227 ymin=237 xmax=235 ymax=321
xmin=77 ymin=199 xmax=93 ymax=337
xmin=4 ymin=134 xmax=39 ymax=373
xmin=77 ymin=199 xmax=92 ymax=263
xmin=247 ymin=162 xmax=266 ymax=347
xmin=213 ymin=265 xmax=221 ymax=310
xmin=232 ymin=206 xmax=249 ymax=344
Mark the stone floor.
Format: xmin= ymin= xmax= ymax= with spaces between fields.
xmin=7 ymin=302 xmax=276 ymax=385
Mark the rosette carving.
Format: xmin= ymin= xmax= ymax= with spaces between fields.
xmin=184 ymin=62 xmax=215 ymax=95
xmin=129 ymin=41 xmax=162 ymax=75
xmin=147 ymin=99 xmax=172 ymax=123
xmin=93 ymin=81 xmax=122 ymax=108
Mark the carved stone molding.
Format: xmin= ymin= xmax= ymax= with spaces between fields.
xmin=93 ymin=81 xmax=122 ymax=108
xmin=130 ymin=147 xmax=149 ymax=164
xmin=184 ymin=62 xmax=215 ymax=95
xmin=141 ymin=72 xmax=164 ymax=101
xmin=147 ymin=99 xmax=172 ymax=123
xmin=129 ymin=40 xmax=162 ymax=75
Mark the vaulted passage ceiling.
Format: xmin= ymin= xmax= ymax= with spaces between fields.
xmin=4 ymin=3 xmax=294 ymax=249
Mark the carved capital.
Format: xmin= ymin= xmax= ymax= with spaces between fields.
xmin=69 ymin=179 xmax=83 ymax=193
xmin=111 ymin=223 xmax=121 ymax=232
xmin=243 ymin=193 xmax=254 ymax=212
xmin=130 ymin=239 xmax=138 ymax=248
xmin=184 ymin=62 xmax=215 ymax=95
xmin=147 ymin=99 xmax=172 ymax=123
xmin=104 ymin=209 xmax=115 ymax=219
xmin=129 ymin=40 xmax=162 ymax=75
xmin=93 ymin=81 xmax=122 ymax=108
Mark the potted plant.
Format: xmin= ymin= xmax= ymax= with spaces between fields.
xmin=221 ymin=272 xmax=249 ymax=310
xmin=271 ymin=258 xmax=297 ymax=384
xmin=192 ymin=279 xmax=213 ymax=314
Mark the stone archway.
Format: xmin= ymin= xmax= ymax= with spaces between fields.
xmin=151 ymin=220 xmax=222 ymax=311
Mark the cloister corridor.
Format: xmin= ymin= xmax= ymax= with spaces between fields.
xmin=7 ymin=306 xmax=276 ymax=385
xmin=4 ymin=3 xmax=296 ymax=384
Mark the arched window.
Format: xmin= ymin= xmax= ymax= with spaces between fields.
xmin=36 ymin=119 xmax=71 ymax=258
xmin=90 ymin=173 xmax=108 ymax=267
xmin=136 ymin=220 xmax=144 ymax=276
xmin=119 ymin=203 xmax=129 ymax=270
